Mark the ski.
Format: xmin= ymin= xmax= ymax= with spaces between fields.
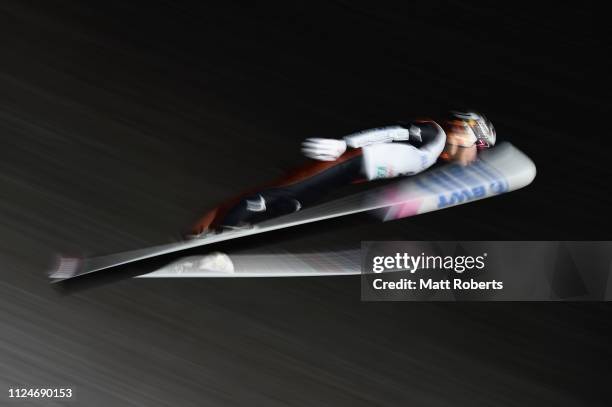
xmin=49 ymin=142 xmax=535 ymax=281
xmin=137 ymin=250 xmax=362 ymax=278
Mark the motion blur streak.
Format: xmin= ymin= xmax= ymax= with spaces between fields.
xmin=139 ymin=250 xmax=360 ymax=278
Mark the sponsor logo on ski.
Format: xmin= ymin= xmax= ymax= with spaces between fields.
xmin=437 ymin=181 xmax=508 ymax=208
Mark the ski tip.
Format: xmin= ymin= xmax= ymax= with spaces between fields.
xmin=48 ymin=256 xmax=82 ymax=282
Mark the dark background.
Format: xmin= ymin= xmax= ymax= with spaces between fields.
xmin=1 ymin=1 xmax=611 ymax=406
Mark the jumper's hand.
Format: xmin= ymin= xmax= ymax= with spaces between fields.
xmin=301 ymin=138 xmax=347 ymax=161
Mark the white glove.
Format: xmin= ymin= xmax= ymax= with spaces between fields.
xmin=301 ymin=138 xmax=347 ymax=161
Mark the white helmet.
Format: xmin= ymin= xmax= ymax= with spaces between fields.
xmin=450 ymin=111 xmax=496 ymax=149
